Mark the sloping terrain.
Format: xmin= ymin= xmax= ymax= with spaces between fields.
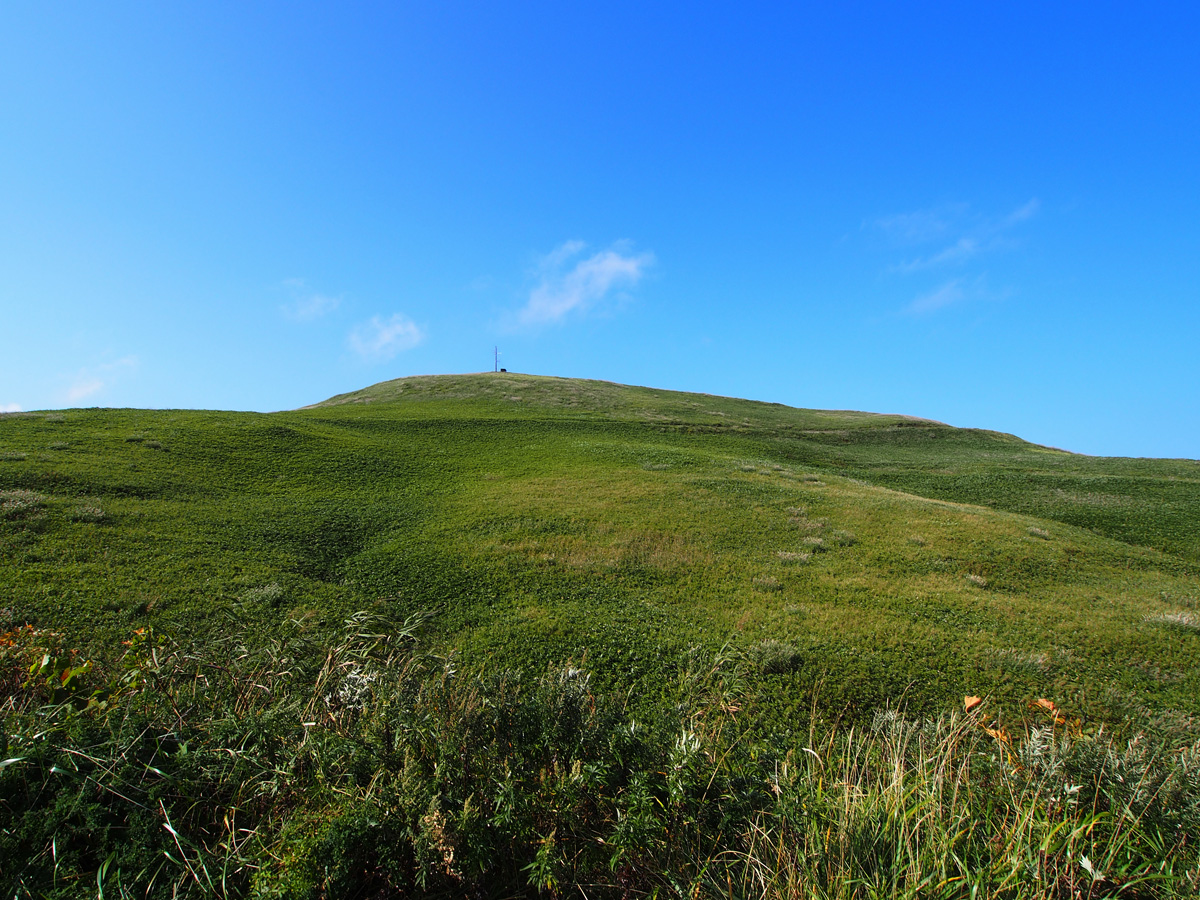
xmin=4 ymin=373 xmax=1200 ymax=898
xmin=2 ymin=372 xmax=1198 ymax=730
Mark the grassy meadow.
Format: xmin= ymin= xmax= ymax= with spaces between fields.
xmin=2 ymin=373 xmax=1199 ymax=897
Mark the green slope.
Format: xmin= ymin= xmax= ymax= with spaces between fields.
xmin=317 ymin=372 xmax=1200 ymax=563
xmin=2 ymin=372 xmax=1198 ymax=732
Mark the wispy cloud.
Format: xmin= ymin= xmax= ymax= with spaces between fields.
xmin=892 ymin=237 xmax=981 ymax=273
xmin=281 ymin=278 xmax=341 ymax=321
xmin=289 ymin=293 xmax=340 ymax=321
xmin=67 ymin=379 xmax=105 ymax=403
xmin=0 ymin=403 xmax=21 ymax=413
xmin=348 ymin=313 xmax=425 ymax=361
xmin=1002 ymin=198 xmax=1040 ymax=226
xmin=63 ymin=356 xmax=138 ymax=404
xmin=880 ymin=199 xmax=1038 ymax=272
xmin=904 ymin=280 xmax=966 ymax=315
xmin=518 ymin=240 xmax=654 ymax=327
xmin=874 ymin=205 xmax=966 ymax=243
xmin=875 ymin=199 xmax=1038 ymax=314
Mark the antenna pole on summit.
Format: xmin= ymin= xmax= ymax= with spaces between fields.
xmin=494 ymin=346 xmax=498 ymax=373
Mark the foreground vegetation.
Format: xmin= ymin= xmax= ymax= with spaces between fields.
xmin=3 ymin=372 xmax=1199 ymax=895
xmin=4 ymin=612 xmax=1198 ymax=898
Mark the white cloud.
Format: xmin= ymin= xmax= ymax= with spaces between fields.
xmin=878 ymin=199 xmax=1038 ymax=314
xmin=518 ymin=241 xmax=654 ymax=327
xmin=905 ymin=280 xmax=965 ymax=315
xmin=880 ymin=199 xmax=1038 ymax=265
xmin=67 ymin=379 xmax=105 ymax=403
xmin=63 ymin=357 xmax=138 ymax=404
xmin=281 ymin=279 xmax=341 ymax=321
xmin=541 ymin=239 xmax=588 ymax=270
xmin=0 ymin=403 xmax=21 ymax=413
xmin=289 ymin=293 xmax=340 ymax=321
xmin=348 ymin=313 xmax=425 ymax=360
xmin=1002 ymin=198 xmax=1040 ymax=226
xmin=874 ymin=207 xmax=960 ymax=243
xmin=893 ymin=237 xmax=981 ymax=273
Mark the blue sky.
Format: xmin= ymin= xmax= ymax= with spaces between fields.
xmin=2 ymin=3 xmax=1198 ymax=458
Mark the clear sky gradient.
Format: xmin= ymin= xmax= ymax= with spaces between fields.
xmin=3 ymin=3 xmax=1198 ymax=458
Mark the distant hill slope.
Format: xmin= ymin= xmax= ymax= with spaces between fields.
xmin=310 ymin=372 xmax=937 ymax=431
xmin=311 ymin=372 xmax=1200 ymax=564
xmin=2 ymin=371 xmax=1198 ymax=733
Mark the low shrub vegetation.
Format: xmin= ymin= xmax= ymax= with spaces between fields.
xmin=2 ymin=616 xmax=1197 ymax=898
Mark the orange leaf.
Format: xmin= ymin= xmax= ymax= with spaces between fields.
xmin=964 ymin=696 xmax=983 ymax=713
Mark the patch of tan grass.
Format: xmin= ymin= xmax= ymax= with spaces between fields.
xmin=828 ymin=529 xmax=857 ymax=547
xmin=0 ymin=489 xmax=46 ymax=519
xmin=1145 ymin=611 xmax=1199 ymax=632
xmin=776 ymin=551 xmax=811 ymax=564
xmin=989 ymin=647 xmax=1054 ymax=674
xmin=69 ymin=505 xmax=106 ymax=523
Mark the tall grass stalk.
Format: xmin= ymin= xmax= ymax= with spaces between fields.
xmin=717 ymin=706 xmax=1199 ymax=898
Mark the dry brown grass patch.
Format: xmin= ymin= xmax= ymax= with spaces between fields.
xmin=776 ymin=551 xmax=812 ymax=564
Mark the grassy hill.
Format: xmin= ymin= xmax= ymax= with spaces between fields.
xmin=4 ymin=371 xmax=1198 ymax=726
xmin=3 ymin=372 xmax=1199 ymax=897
